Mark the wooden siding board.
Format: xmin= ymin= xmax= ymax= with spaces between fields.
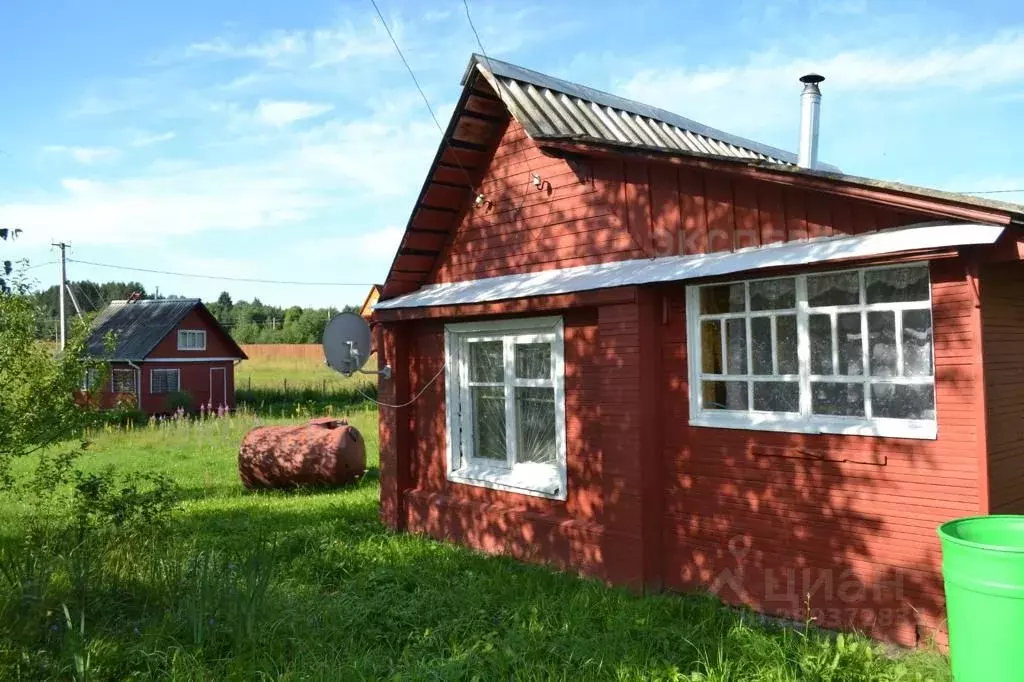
xmin=733 ymin=180 xmax=760 ymax=250
xmin=704 ymin=174 xmax=735 ymax=252
xmin=678 ymin=168 xmax=709 ymax=255
xmin=657 ymin=262 xmax=980 ymax=647
xmin=982 ymin=261 xmax=1024 ymax=513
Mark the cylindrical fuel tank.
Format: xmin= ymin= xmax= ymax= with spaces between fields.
xmin=239 ymin=417 xmax=366 ymax=489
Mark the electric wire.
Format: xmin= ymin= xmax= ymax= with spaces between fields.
xmin=353 ymin=362 xmax=446 ymax=409
xmin=368 ymin=0 xmax=477 ymax=190
xmin=24 ymin=260 xmax=57 ymax=271
xmin=461 ymin=0 xmax=537 ymax=220
xmin=66 ymin=258 xmax=375 ymax=286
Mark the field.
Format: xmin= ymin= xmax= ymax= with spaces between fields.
xmin=0 ymin=350 xmax=952 ymax=679
xmin=235 ymin=345 xmax=377 ymax=415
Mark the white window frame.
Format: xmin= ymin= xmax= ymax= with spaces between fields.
xmin=150 ymin=368 xmax=181 ymax=394
xmin=177 ymin=329 xmax=207 ymax=351
xmin=81 ymin=368 xmax=100 ymax=391
xmin=111 ymin=368 xmax=137 ymax=394
xmin=444 ymin=316 xmax=567 ymax=500
xmin=686 ymin=263 xmax=938 ymax=440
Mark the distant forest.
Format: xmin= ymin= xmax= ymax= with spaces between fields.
xmin=32 ymin=281 xmax=359 ymax=344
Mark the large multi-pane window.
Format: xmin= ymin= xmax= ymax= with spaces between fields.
xmin=150 ymin=368 xmax=181 ymax=394
xmin=687 ymin=264 xmax=936 ymax=438
xmin=111 ymin=368 xmax=137 ymax=394
xmin=444 ymin=317 xmax=567 ymax=499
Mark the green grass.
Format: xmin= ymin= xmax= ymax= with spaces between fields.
xmin=235 ymin=352 xmax=377 ymax=417
xmin=236 ymin=354 xmax=377 ymax=393
xmin=0 ymin=412 xmax=951 ymax=680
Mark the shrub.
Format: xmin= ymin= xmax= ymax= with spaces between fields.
xmin=72 ymin=469 xmax=179 ymax=531
xmin=164 ymin=391 xmax=194 ymax=413
xmin=104 ymin=408 xmax=148 ymax=429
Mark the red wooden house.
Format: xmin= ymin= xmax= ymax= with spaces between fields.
xmin=85 ymin=298 xmax=247 ymax=414
xmin=373 ymin=55 xmax=1024 ymax=647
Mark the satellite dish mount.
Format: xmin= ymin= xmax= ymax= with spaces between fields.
xmin=322 ymin=312 xmax=391 ymax=380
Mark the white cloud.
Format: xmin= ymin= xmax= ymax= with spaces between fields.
xmin=130 ymin=130 xmax=176 ymax=147
xmin=255 ymin=100 xmax=334 ymax=127
xmin=44 ymin=145 xmax=120 ymax=164
xmin=186 ymin=31 xmax=307 ymax=65
xmin=183 ymin=19 xmax=394 ymax=69
xmin=359 ymin=225 xmax=403 ymax=259
xmin=3 ymin=160 xmax=329 ymax=247
xmin=617 ymin=31 xmax=1024 ymax=137
xmin=4 ymin=114 xmax=440 ymax=247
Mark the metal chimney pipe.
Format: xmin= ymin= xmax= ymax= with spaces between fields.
xmin=798 ymin=73 xmax=824 ymax=169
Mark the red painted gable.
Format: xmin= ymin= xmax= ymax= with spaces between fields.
xmin=146 ymin=307 xmax=244 ymax=359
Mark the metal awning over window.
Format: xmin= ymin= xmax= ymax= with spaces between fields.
xmin=375 ymin=223 xmax=1005 ymax=311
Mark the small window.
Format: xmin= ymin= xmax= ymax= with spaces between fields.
xmin=444 ymin=317 xmax=567 ymax=499
xmin=111 ymin=369 xmax=136 ymax=394
xmin=150 ymin=368 xmax=180 ymax=394
xmin=81 ymin=368 xmax=101 ymax=391
xmin=687 ymin=264 xmax=936 ymax=439
xmin=177 ymin=330 xmax=206 ymax=351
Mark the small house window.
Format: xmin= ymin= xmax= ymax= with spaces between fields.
xmin=150 ymin=368 xmax=180 ymax=394
xmin=111 ymin=369 xmax=136 ymax=394
xmin=444 ymin=317 xmax=567 ymax=499
xmin=177 ymin=330 xmax=206 ymax=351
xmin=687 ymin=264 xmax=936 ymax=439
xmin=81 ymin=368 xmax=100 ymax=391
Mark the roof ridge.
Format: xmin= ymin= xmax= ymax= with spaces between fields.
xmin=466 ymin=53 xmax=834 ymax=171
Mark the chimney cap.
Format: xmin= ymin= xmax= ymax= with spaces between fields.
xmin=800 ymin=73 xmax=825 ymax=85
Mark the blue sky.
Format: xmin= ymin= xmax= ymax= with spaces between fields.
xmin=3 ymin=0 xmax=1023 ymax=308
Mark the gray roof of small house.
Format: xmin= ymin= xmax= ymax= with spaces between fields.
xmin=86 ymin=298 xmax=202 ymax=361
xmin=464 ymin=54 xmax=839 ymax=171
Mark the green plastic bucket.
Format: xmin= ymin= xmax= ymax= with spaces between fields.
xmin=938 ymin=515 xmax=1024 ymax=681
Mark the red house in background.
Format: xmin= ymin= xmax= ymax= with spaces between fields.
xmin=373 ymin=54 xmax=1024 ymax=647
xmin=85 ymin=298 xmax=247 ymax=414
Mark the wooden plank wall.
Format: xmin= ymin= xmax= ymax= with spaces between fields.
xmin=657 ymin=259 xmax=980 ymax=647
xmin=982 ymin=261 xmax=1024 ymax=513
xmin=430 ymin=133 xmax=939 ymax=284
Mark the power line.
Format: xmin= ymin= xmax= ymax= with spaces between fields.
xmin=957 ymin=189 xmax=1024 ymax=195
xmin=25 ymin=260 xmax=57 ymax=271
xmin=368 ymin=0 xmax=476 ymax=189
xmin=71 ymin=281 xmax=104 ymax=312
xmin=461 ymin=0 xmax=540 ymax=221
xmin=66 ymin=258 xmax=375 ymax=286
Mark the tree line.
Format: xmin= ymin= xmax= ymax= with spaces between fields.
xmin=31 ymin=282 xmax=359 ymax=344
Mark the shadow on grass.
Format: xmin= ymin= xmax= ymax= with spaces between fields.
xmin=1 ymin=472 xmax=950 ymax=680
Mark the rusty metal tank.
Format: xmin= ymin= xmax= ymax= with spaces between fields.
xmin=238 ymin=417 xmax=366 ymax=489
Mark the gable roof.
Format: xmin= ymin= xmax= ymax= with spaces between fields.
xmin=359 ymin=284 xmax=382 ymax=321
xmin=86 ymin=298 xmax=245 ymax=361
xmin=380 ymin=54 xmax=1024 ymax=301
xmin=466 ymin=54 xmax=836 ymax=171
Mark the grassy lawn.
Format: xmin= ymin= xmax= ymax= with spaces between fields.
xmin=236 ymin=352 xmax=376 ymax=392
xmin=0 ymin=410 xmax=950 ymax=680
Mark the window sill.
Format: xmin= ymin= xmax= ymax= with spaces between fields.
xmin=690 ymin=413 xmax=937 ymax=440
xmin=448 ymin=462 xmax=565 ymax=500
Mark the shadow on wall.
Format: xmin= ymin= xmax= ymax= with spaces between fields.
xmin=390 ymin=123 xmax=972 ymax=647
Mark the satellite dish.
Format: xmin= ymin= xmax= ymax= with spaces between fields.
xmin=323 ymin=312 xmax=372 ymax=377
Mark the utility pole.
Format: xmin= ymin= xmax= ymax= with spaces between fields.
xmin=52 ymin=241 xmax=69 ymax=350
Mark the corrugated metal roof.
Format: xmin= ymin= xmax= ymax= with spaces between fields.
xmin=86 ymin=298 xmax=201 ymax=361
xmin=464 ymin=54 xmax=839 ymax=171
xmin=375 ymin=223 xmax=1006 ymax=310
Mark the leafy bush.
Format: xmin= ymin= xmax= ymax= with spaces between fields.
xmin=164 ymin=391 xmax=194 ymax=413
xmin=102 ymin=407 xmax=149 ymax=429
xmin=72 ymin=469 xmax=179 ymax=532
xmin=0 ymin=241 xmax=105 ymax=491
